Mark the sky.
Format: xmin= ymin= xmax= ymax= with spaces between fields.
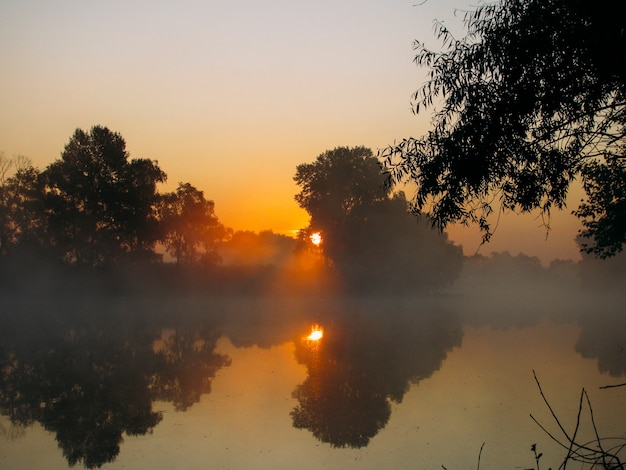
xmin=0 ymin=0 xmax=583 ymax=263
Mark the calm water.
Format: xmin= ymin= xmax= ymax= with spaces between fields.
xmin=1 ymin=294 xmax=624 ymax=469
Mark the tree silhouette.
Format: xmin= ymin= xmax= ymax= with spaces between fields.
xmin=382 ymin=0 xmax=626 ymax=257
xmin=41 ymin=126 xmax=166 ymax=266
xmin=0 ymin=154 xmax=45 ymax=255
xmin=294 ymin=146 xmax=462 ymax=292
xmin=159 ymin=182 xmax=229 ymax=266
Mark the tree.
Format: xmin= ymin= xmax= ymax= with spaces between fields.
xmin=381 ymin=0 xmax=626 ymax=257
xmin=0 ymin=154 xmax=44 ymax=255
xmin=41 ymin=126 xmax=166 ymax=266
xmin=294 ymin=146 xmax=390 ymax=261
xmin=294 ymin=146 xmax=462 ymax=292
xmin=159 ymin=182 xmax=229 ymax=266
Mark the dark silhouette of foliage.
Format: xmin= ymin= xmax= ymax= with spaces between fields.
xmin=382 ymin=0 xmax=626 ymax=257
xmin=290 ymin=303 xmax=463 ymax=448
xmin=159 ymin=182 xmax=229 ymax=266
xmin=0 ymin=154 xmax=45 ymax=255
xmin=153 ymin=325 xmax=231 ymax=411
xmin=41 ymin=126 xmax=166 ymax=266
xmin=575 ymin=158 xmax=626 ymax=258
xmin=0 ymin=325 xmax=163 ymax=468
xmin=0 ymin=306 xmax=231 ymax=468
xmin=295 ymin=147 xmax=390 ymax=241
xmin=294 ymin=146 xmax=462 ymax=292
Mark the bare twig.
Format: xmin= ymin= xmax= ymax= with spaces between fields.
xmin=531 ymin=370 xmax=626 ymax=469
xmin=599 ymin=383 xmax=626 ymax=390
xmin=476 ymin=441 xmax=485 ymax=470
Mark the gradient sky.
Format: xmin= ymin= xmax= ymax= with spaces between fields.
xmin=0 ymin=0 xmax=583 ymax=263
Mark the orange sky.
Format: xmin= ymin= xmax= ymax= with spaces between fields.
xmin=0 ymin=0 xmax=583 ymax=263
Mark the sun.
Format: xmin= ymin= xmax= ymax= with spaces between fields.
xmin=306 ymin=325 xmax=324 ymax=341
xmin=310 ymin=232 xmax=322 ymax=246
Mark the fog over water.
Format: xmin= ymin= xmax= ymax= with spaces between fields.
xmin=1 ymin=242 xmax=625 ymax=468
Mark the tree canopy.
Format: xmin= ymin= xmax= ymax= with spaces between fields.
xmin=159 ymin=182 xmax=229 ymax=266
xmin=0 ymin=154 xmax=44 ymax=255
xmin=381 ymin=0 xmax=626 ymax=258
xmin=294 ymin=146 xmax=462 ymax=292
xmin=42 ymin=126 xmax=166 ymax=265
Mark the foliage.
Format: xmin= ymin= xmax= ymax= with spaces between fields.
xmin=575 ymin=158 xmax=626 ymax=258
xmin=294 ymin=146 xmax=463 ymax=292
xmin=159 ymin=182 xmax=229 ymax=266
xmin=41 ymin=126 xmax=166 ymax=266
xmin=0 ymin=154 xmax=45 ymax=255
xmin=295 ymin=146 xmax=389 ymax=240
xmin=381 ymin=0 xmax=626 ymax=257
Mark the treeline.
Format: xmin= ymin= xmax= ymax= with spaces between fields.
xmin=0 ymin=126 xmax=328 ymax=297
xmin=0 ymin=129 xmax=469 ymax=297
xmin=0 ymin=126 xmax=228 ymax=268
xmin=7 ymin=127 xmax=618 ymax=299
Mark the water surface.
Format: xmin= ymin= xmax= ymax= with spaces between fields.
xmin=1 ymin=295 xmax=624 ymax=469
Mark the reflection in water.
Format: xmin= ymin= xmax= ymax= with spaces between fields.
xmin=0 ymin=325 xmax=163 ymax=468
xmin=0 ymin=306 xmax=230 ymax=468
xmin=153 ymin=327 xmax=231 ymax=411
xmin=290 ymin=302 xmax=463 ymax=448
xmin=575 ymin=301 xmax=626 ymax=377
xmin=0 ymin=292 xmax=624 ymax=468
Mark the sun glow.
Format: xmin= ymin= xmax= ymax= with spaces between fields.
xmin=306 ymin=325 xmax=324 ymax=341
xmin=310 ymin=232 xmax=322 ymax=246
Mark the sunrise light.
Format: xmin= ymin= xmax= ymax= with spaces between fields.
xmin=306 ymin=325 xmax=324 ymax=341
xmin=310 ymin=232 xmax=322 ymax=246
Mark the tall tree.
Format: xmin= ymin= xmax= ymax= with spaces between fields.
xmin=0 ymin=154 xmax=44 ymax=255
xmin=159 ymin=182 xmax=229 ymax=266
xmin=294 ymin=147 xmax=462 ymax=292
xmin=294 ymin=146 xmax=390 ymax=261
xmin=382 ymin=0 xmax=626 ymax=257
xmin=42 ymin=126 xmax=166 ymax=266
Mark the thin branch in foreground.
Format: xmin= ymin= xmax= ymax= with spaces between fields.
xmin=531 ymin=370 xmax=626 ymax=469
xmin=599 ymin=383 xmax=626 ymax=390
xmin=476 ymin=441 xmax=485 ymax=470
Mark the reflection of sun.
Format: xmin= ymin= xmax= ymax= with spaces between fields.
xmin=306 ymin=325 xmax=324 ymax=341
xmin=310 ymin=232 xmax=322 ymax=246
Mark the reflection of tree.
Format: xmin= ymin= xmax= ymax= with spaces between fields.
xmin=0 ymin=310 xmax=230 ymax=468
xmin=290 ymin=303 xmax=463 ymax=448
xmin=153 ymin=325 xmax=231 ymax=411
xmin=291 ymin=336 xmax=391 ymax=448
xmin=575 ymin=306 xmax=626 ymax=377
xmin=0 ymin=327 xmax=162 ymax=468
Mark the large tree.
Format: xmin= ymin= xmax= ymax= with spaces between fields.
xmin=294 ymin=147 xmax=462 ymax=292
xmin=159 ymin=182 xmax=229 ymax=266
xmin=294 ymin=146 xmax=390 ymax=259
xmin=382 ymin=0 xmax=626 ymax=257
xmin=42 ymin=126 xmax=166 ymax=266
xmin=0 ymin=154 xmax=45 ymax=255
